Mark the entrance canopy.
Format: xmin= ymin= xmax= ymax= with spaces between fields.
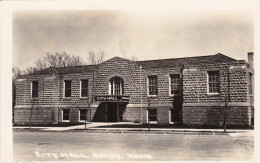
xmin=95 ymin=95 xmax=129 ymax=102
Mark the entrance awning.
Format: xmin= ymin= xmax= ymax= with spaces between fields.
xmin=95 ymin=95 xmax=130 ymax=102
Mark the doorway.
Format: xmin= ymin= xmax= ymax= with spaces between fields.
xmin=107 ymin=103 xmax=118 ymax=122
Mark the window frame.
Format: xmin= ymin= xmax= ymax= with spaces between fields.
xmin=79 ymin=109 xmax=87 ymax=122
xmin=64 ymin=80 xmax=72 ymax=98
xmin=109 ymin=77 xmax=124 ymax=95
xmin=80 ymin=79 xmax=88 ymax=98
xmin=169 ymin=74 xmax=181 ymax=96
xmin=31 ymin=81 xmax=39 ymax=98
xmin=147 ymin=75 xmax=158 ymax=96
xmin=207 ymin=71 xmax=220 ymax=94
xmin=62 ymin=109 xmax=70 ymax=122
xmin=249 ymin=72 xmax=253 ymax=95
xmin=147 ymin=108 xmax=157 ymax=123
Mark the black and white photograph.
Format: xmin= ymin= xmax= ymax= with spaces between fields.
xmin=0 ymin=0 xmax=259 ymax=162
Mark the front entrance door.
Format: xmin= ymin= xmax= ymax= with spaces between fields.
xmin=107 ymin=103 xmax=118 ymax=122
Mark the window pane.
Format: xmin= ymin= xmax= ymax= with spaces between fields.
xmin=170 ymin=74 xmax=180 ymax=95
xmin=63 ymin=109 xmax=70 ymax=120
xmin=64 ymin=80 xmax=71 ymax=97
xmin=148 ymin=109 xmax=157 ymax=121
xmin=110 ymin=77 xmax=124 ymax=95
xmin=80 ymin=109 xmax=87 ymax=121
xmin=32 ymin=81 xmax=38 ymax=98
xmin=148 ymin=76 xmax=158 ymax=95
xmin=208 ymin=71 xmax=219 ymax=93
xmin=81 ymin=80 xmax=88 ymax=97
xmin=249 ymin=73 xmax=253 ymax=94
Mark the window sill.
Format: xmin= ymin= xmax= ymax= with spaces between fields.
xmin=63 ymin=97 xmax=72 ymax=99
xmin=62 ymin=120 xmax=70 ymax=122
xmin=169 ymin=94 xmax=181 ymax=97
xmin=30 ymin=97 xmax=38 ymax=100
xmin=207 ymin=93 xmax=220 ymax=96
xmin=148 ymin=121 xmax=157 ymax=124
xmin=79 ymin=97 xmax=88 ymax=99
xmin=147 ymin=95 xmax=158 ymax=98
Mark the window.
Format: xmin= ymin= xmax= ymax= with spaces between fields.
xmin=31 ymin=81 xmax=38 ymax=98
xmin=148 ymin=76 xmax=158 ymax=95
xmin=64 ymin=80 xmax=71 ymax=97
xmin=109 ymin=77 xmax=124 ymax=95
xmin=208 ymin=71 xmax=220 ymax=93
xmin=79 ymin=109 xmax=87 ymax=121
xmin=81 ymin=80 xmax=88 ymax=97
xmin=62 ymin=109 xmax=70 ymax=121
xmin=249 ymin=73 xmax=253 ymax=94
xmin=170 ymin=109 xmax=181 ymax=123
xmin=170 ymin=74 xmax=181 ymax=95
xmin=148 ymin=109 xmax=157 ymax=122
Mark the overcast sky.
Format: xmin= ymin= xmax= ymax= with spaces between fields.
xmin=12 ymin=6 xmax=254 ymax=70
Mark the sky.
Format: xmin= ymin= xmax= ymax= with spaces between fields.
xmin=12 ymin=2 xmax=254 ymax=70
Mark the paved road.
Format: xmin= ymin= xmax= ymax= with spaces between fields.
xmin=13 ymin=131 xmax=254 ymax=161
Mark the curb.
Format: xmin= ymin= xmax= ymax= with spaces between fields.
xmin=13 ymin=127 xmax=251 ymax=135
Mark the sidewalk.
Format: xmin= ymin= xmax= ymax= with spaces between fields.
xmin=13 ymin=122 xmax=254 ymax=135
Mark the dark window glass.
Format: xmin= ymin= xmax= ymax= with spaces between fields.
xmin=148 ymin=76 xmax=158 ymax=95
xmin=80 ymin=109 xmax=87 ymax=121
xmin=81 ymin=80 xmax=88 ymax=97
xmin=171 ymin=109 xmax=181 ymax=122
xmin=63 ymin=109 xmax=70 ymax=121
xmin=208 ymin=71 xmax=219 ymax=93
xmin=170 ymin=74 xmax=180 ymax=94
xmin=148 ymin=109 xmax=157 ymax=121
xmin=32 ymin=81 xmax=38 ymax=98
xmin=110 ymin=77 xmax=124 ymax=95
xmin=64 ymin=80 xmax=71 ymax=97
xmin=249 ymin=73 xmax=253 ymax=94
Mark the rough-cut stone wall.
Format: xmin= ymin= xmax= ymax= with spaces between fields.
xmin=14 ymin=107 xmax=58 ymax=125
xmin=182 ymin=60 xmax=253 ymax=126
xmin=14 ymin=57 xmax=253 ymax=126
xmin=182 ymin=106 xmax=251 ymax=126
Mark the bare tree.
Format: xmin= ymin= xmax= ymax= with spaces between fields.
xmin=130 ymin=55 xmax=138 ymax=61
xmin=87 ymin=49 xmax=105 ymax=65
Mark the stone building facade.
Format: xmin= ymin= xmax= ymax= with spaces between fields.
xmin=14 ymin=53 xmax=254 ymax=127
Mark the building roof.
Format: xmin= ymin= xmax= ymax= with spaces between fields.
xmin=137 ymin=53 xmax=236 ymax=68
xmin=22 ymin=53 xmax=237 ymax=76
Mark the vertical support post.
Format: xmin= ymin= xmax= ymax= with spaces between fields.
xmin=106 ymin=103 xmax=108 ymax=122
xmin=84 ymin=109 xmax=87 ymax=133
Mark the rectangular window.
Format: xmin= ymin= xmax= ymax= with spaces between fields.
xmin=148 ymin=76 xmax=158 ymax=95
xmin=170 ymin=109 xmax=181 ymax=123
xmin=32 ymin=81 xmax=38 ymax=98
xmin=81 ymin=80 xmax=88 ymax=97
xmin=64 ymin=80 xmax=72 ymax=97
xmin=79 ymin=109 xmax=87 ymax=121
xmin=249 ymin=73 xmax=253 ymax=94
xmin=208 ymin=71 xmax=220 ymax=93
xmin=62 ymin=109 xmax=70 ymax=121
xmin=170 ymin=74 xmax=181 ymax=95
xmin=148 ymin=109 xmax=157 ymax=122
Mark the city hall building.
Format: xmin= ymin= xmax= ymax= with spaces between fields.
xmin=14 ymin=53 xmax=254 ymax=127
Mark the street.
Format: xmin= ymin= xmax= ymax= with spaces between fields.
xmin=13 ymin=131 xmax=254 ymax=161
